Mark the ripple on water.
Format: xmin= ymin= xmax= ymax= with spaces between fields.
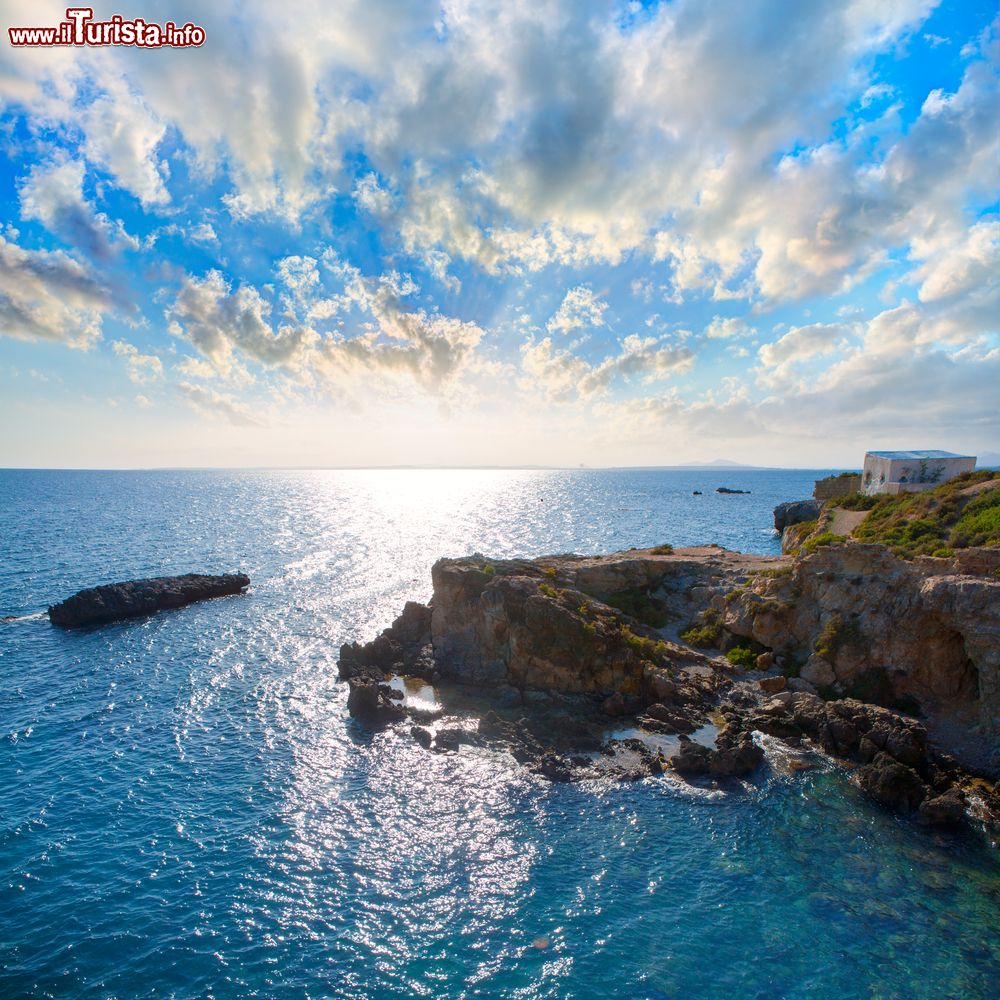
xmin=0 ymin=468 xmax=998 ymax=999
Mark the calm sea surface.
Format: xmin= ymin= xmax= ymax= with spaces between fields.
xmin=1 ymin=468 xmax=998 ymax=999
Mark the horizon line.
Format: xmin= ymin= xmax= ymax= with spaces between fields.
xmin=0 ymin=463 xmax=861 ymax=473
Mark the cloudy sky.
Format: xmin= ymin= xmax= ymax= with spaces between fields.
xmin=0 ymin=0 xmax=997 ymax=468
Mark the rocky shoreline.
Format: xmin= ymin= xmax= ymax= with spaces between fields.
xmin=339 ymin=544 xmax=1000 ymax=833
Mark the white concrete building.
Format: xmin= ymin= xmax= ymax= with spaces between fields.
xmin=862 ymin=450 xmax=977 ymax=495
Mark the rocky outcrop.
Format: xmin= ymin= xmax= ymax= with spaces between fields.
xmin=773 ymin=498 xmax=821 ymax=533
xmin=713 ymin=543 xmax=1000 ymax=772
xmin=743 ymin=691 xmax=946 ymax=808
xmin=670 ymin=729 xmax=763 ymax=777
xmin=339 ymin=601 xmax=434 ymax=681
xmin=339 ymin=554 xmax=727 ymax=735
xmin=338 ymin=543 xmax=1000 ymax=829
xmin=428 ymin=557 xmax=719 ymax=701
xmin=345 ymin=676 xmax=406 ymax=726
xmin=48 ymin=573 xmax=250 ymax=626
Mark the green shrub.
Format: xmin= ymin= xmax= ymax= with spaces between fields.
xmin=852 ymin=473 xmax=1000 ymax=558
xmin=680 ymin=608 xmax=723 ymax=648
xmin=780 ymin=655 xmax=802 ymax=679
xmin=725 ymin=646 xmax=757 ymax=669
xmin=813 ymin=613 xmax=862 ymax=658
xmin=539 ymin=582 xmax=558 ymax=599
xmin=542 ymin=566 xmax=558 ymax=577
xmin=828 ymin=493 xmax=880 ymax=511
xmin=755 ymin=566 xmax=794 ymax=579
xmin=650 ymin=544 xmax=674 ymax=555
xmin=482 ymin=563 xmax=496 ymax=576
xmin=618 ymin=625 xmax=669 ymax=659
xmin=801 ymin=531 xmax=844 ymax=554
xmin=949 ymin=491 xmax=1000 ymax=548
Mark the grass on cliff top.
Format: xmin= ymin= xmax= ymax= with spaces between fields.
xmin=847 ymin=471 xmax=1000 ymax=558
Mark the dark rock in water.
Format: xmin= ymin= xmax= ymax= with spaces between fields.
xmin=410 ymin=726 xmax=433 ymax=749
xmin=716 ymin=487 xmax=751 ymax=494
xmin=918 ymin=787 xmax=966 ymax=826
xmin=670 ymin=730 xmax=763 ymax=778
xmin=433 ymin=728 xmax=463 ymax=752
xmin=670 ymin=736 xmax=713 ymax=776
xmin=773 ymin=498 xmax=822 ymax=533
xmin=347 ymin=676 xmax=405 ymax=726
xmin=48 ymin=573 xmax=250 ymax=627
xmin=692 ymin=490 xmax=702 ymax=495
xmin=532 ymin=749 xmax=578 ymax=782
xmin=338 ymin=601 xmax=432 ymax=681
xmin=858 ymin=752 xmax=927 ymax=812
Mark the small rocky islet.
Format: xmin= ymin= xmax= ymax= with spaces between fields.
xmin=340 ymin=527 xmax=1000 ymax=833
xmin=48 ymin=573 xmax=250 ymax=626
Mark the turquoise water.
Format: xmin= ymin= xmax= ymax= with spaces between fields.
xmin=1 ymin=468 xmax=998 ymax=999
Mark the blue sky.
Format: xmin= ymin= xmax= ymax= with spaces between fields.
xmin=0 ymin=0 xmax=997 ymax=468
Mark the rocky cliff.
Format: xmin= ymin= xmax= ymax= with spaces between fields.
xmin=711 ymin=543 xmax=1000 ymax=770
xmin=339 ymin=543 xmax=1000 ymax=829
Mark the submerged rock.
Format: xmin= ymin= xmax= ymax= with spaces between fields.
xmin=48 ymin=573 xmax=250 ymax=627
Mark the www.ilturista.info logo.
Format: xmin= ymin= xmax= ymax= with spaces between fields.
xmin=8 ymin=7 xmax=205 ymax=48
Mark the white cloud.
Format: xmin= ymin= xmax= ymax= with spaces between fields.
xmin=704 ymin=316 xmax=756 ymax=340
xmin=112 ymin=340 xmax=164 ymax=383
xmin=546 ymin=285 xmax=608 ymax=335
xmin=167 ymin=270 xmax=317 ymax=375
xmin=189 ymin=223 xmax=218 ymax=245
xmin=757 ymin=322 xmax=853 ymax=384
xmin=1 ymin=0 xmax=984 ymax=304
xmin=0 ymin=233 xmax=112 ymax=348
xmin=167 ymin=255 xmax=490 ymax=400
xmin=910 ymin=219 xmax=999 ymax=303
xmin=178 ymin=381 xmax=266 ymax=427
xmin=80 ymin=78 xmax=168 ymax=207
xmin=18 ymin=158 xmax=138 ymax=259
xmin=521 ymin=331 xmax=694 ymax=402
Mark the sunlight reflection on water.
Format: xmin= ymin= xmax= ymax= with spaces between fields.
xmin=1 ymin=469 xmax=998 ymax=999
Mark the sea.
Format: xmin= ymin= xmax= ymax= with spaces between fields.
xmin=1 ymin=468 xmax=998 ymax=999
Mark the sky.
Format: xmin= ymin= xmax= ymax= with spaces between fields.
xmin=0 ymin=0 xmax=997 ymax=469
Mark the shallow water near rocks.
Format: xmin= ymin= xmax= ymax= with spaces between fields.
xmin=1 ymin=468 xmax=998 ymax=998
